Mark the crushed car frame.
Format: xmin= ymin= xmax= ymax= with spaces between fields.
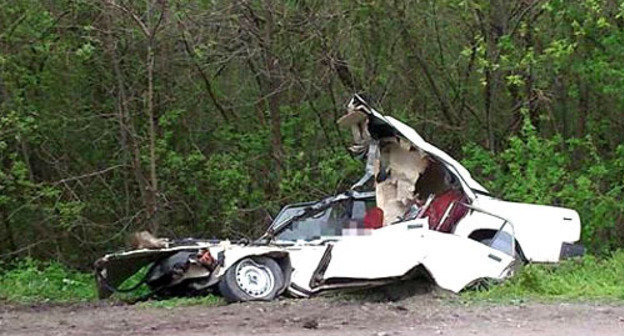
xmin=95 ymin=95 xmax=584 ymax=302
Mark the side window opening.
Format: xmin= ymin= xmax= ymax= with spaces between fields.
xmin=342 ymin=200 xmax=382 ymax=235
xmin=325 ymin=201 xmax=349 ymax=236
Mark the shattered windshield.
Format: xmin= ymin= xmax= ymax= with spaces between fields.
xmin=271 ymin=204 xmax=311 ymax=229
xmin=275 ymin=198 xmax=376 ymax=242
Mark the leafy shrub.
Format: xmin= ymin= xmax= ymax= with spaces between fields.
xmin=462 ymin=113 xmax=624 ymax=252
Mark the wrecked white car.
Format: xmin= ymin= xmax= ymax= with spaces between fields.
xmin=95 ymin=95 xmax=584 ymax=302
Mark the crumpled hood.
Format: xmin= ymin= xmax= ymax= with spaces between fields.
xmin=94 ymin=240 xmax=224 ymax=298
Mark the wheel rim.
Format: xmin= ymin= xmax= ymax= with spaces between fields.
xmin=234 ymin=259 xmax=275 ymax=298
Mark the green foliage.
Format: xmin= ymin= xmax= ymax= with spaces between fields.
xmin=108 ymin=265 xmax=153 ymax=301
xmin=0 ymin=258 xmax=96 ymax=303
xmin=2 ymin=0 xmax=624 ymax=267
xmin=463 ymin=113 xmax=624 ymax=252
xmin=464 ymin=250 xmax=624 ymax=302
xmin=280 ymin=149 xmax=361 ymax=200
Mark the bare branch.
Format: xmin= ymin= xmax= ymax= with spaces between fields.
xmin=51 ymin=165 xmax=126 ymax=185
xmin=103 ymin=0 xmax=150 ymax=37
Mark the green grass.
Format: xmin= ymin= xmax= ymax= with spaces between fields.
xmin=108 ymin=265 xmax=152 ymax=301
xmin=3 ymin=251 xmax=623 ymax=305
xmin=462 ymin=250 xmax=624 ymax=303
xmin=0 ymin=258 xmax=96 ymax=303
xmin=0 ymin=258 xmax=223 ymax=306
xmin=111 ymin=266 xmax=225 ymax=307
xmin=138 ymin=295 xmax=224 ymax=308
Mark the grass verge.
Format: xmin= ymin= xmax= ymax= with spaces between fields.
xmin=138 ymin=295 xmax=224 ymax=308
xmin=0 ymin=258 xmax=223 ymax=306
xmin=0 ymin=258 xmax=96 ymax=303
xmin=462 ymin=250 xmax=624 ymax=303
xmin=2 ymin=251 xmax=622 ymax=305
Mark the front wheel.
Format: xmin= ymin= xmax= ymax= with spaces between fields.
xmin=218 ymin=256 xmax=284 ymax=302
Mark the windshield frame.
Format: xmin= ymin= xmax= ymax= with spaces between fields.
xmin=269 ymin=201 xmax=316 ymax=231
xmin=266 ymin=191 xmax=375 ymax=242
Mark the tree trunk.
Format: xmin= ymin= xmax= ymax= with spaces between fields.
xmin=483 ymin=0 xmax=507 ymax=151
xmin=105 ymin=10 xmax=149 ymax=224
xmin=261 ymin=2 xmax=284 ymax=191
xmin=578 ymin=77 xmax=589 ymax=137
xmin=524 ymin=16 xmax=539 ymax=132
xmin=145 ymin=1 xmax=160 ymax=234
xmin=265 ymin=55 xmax=284 ymax=183
xmin=146 ymin=36 xmax=159 ymax=233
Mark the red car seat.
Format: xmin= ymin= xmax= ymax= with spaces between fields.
xmin=424 ymin=189 xmax=468 ymax=233
xmin=363 ymin=207 xmax=384 ymax=229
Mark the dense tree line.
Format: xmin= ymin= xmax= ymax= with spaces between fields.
xmin=1 ymin=0 xmax=622 ymax=267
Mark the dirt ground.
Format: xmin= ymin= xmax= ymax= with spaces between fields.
xmin=2 ymin=288 xmax=623 ymax=336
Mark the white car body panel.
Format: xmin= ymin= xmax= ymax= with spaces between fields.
xmin=280 ymin=246 xmax=328 ymax=293
xmin=454 ymin=197 xmax=581 ymax=262
xmin=323 ymin=221 xmax=429 ymax=280
xmin=319 ymin=220 xmax=513 ymax=293
xmin=417 ymin=232 xmax=514 ymax=292
xmin=211 ymin=244 xmax=288 ymax=276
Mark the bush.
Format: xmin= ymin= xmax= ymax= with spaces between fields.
xmin=462 ymin=114 xmax=624 ymax=252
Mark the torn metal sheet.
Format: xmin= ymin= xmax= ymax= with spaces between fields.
xmin=350 ymin=140 xmax=379 ymax=190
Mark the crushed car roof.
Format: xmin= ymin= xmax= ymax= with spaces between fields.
xmin=345 ymin=94 xmax=489 ymax=197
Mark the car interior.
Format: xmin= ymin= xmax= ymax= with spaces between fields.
xmin=276 ymin=99 xmax=476 ymax=242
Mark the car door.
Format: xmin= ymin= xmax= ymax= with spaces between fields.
xmin=319 ymin=220 xmax=514 ymax=293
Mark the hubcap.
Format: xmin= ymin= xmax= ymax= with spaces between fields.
xmin=235 ymin=259 xmax=275 ymax=298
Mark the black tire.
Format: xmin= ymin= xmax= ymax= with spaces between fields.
xmin=218 ymin=256 xmax=284 ymax=302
